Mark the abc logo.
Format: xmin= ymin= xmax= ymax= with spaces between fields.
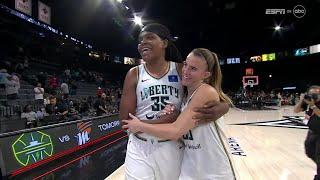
xmin=293 ymin=5 xmax=306 ymax=18
xmin=294 ymin=9 xmax=305 ymax=13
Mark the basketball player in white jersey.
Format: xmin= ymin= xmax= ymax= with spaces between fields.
xmin=123 ymin=48 xmax=235 ymax=180
xmin=120 ymin=23 xmax=230 ymax=180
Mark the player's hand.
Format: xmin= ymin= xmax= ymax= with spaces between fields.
xmin=122 ymin=113 xmax=143 ymax=133
xmin=158 ymin=104 xmax=175 ymax=117
xmin=193 ymin=101 xmax=229 ymax=125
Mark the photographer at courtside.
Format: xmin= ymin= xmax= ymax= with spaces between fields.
xmin=294 ymin=85 xmax=320 ymax=180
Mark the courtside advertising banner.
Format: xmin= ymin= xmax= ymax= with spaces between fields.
xmin=0 ymin=115 xmax=121 ymax=176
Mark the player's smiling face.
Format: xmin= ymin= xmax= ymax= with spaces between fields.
xmin=182 ymin=52 xmax=210 ymax=87
xmin=138 ymin=32 xmax=167 ymax=62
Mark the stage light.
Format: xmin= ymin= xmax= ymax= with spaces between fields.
xmin=274 ymin=25 xmax=281 ymax=31
xmin=134 ymin=16 xmax=143 ymax=26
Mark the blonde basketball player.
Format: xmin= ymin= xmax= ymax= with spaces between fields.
xmin=123 ymin=48 xmax=235 ymax=180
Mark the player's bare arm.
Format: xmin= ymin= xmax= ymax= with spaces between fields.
xmin=119 ymin=67 xmax=138 ymax=122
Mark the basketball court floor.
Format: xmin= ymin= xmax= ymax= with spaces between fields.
xmin=106 ymin=106 xmax=315 ymax=180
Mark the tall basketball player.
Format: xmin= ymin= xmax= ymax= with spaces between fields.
xmin=120 ymin=23 xmax=230 ymax=180
xmin=123 ymin=48 xmax=235 ymax=179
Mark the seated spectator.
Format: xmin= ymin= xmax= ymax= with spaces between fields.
xmin=45 ymin=96 xmax=58 ymax=115
xmin=35 ymin=107 xmax=46 ymax=121
xmin=79 ymin=97 xmax=90 ymax=115
xmin=21 ymin=105 xmax=37 ymax=128
xmin=68 ymin=105 xmax=81 ymax=121
xmin=43 ymin=93 xmax=50 ymax=106
xmin=46 ymin=96 xmax=69 ymax=121
xmin=58 ymin=96 xmax=71 ymax=121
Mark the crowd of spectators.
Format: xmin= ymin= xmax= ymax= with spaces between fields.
xmin=0 ymin=55 xmax=121 ymax=130
xmin=228 ymin=88 xmax=300 ymax=109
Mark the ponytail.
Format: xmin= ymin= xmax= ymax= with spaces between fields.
xmin=192 ymin=48 xmax=233 ymax=106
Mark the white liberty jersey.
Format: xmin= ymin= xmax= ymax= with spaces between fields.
xmin=136 ymin=61 xmax=183 ymax=122
xmin=179 ymin=86 xmax=235 ymax=180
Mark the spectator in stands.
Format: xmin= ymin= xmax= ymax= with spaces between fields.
xmin=46 ymin=96 xmax=69 ymax=121
xmin=5 ymin=75 xmax=20 ymax=101
xmin=45 ymin=95 xmax=58 ymax=115
xmin=43 ymin=93 xmax=50 ymax=106
xmin=65 ymin=68 xmax=71 ymax=80
xmin=0 ymin=69 xmax=9 ymax=89
xmin=37 ymin=72 xmax=47 ymax=89
xmin=34 ymin=82 xmax=44 ymax=105
xmin=67 ymin=105 xmax=81 ymax=121
xmin=72 ymin=69 xmax=80 ymax=81
xmin=69 ymin=80 xmax=77 ymax=95
xmin=94 ymin=93 xmax=108 ymax=116
xmin=79 ymin=97 xmax=90 ymax=115
xmin=59 ymin=96 xmax=71 ymax=121
xmin=21 ymin=104 xmax=37 ymax=128
xmin=49 ymin=74 xmax=58 ymax=93
xmin=61 ymin=81 xmax=69 ymax=98
xmin=11 ymin=73 xmax=20 ymax=87
xmin=87 ymin=96 xmax=94 ymax=108
xmin=97 ymin=87 xmax=104 ymax=97
xmin=98 ymin=76 xmax=105 ymax=88
xmin=35 ymin=107 xmax=46 ymax=121
xmin=23 ymin=56 xmax=29 ymax=69
xmin=0 ymin=70 xmax=9 ymax=103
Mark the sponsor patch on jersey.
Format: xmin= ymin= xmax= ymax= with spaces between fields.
xmin=168 ymin=75 xmax=178 ymax=82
